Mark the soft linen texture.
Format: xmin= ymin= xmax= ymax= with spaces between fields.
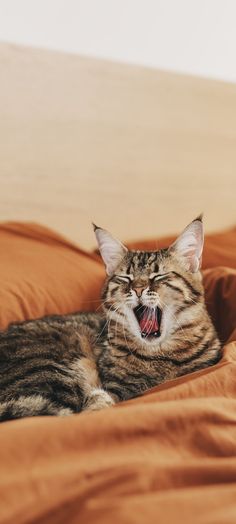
xmin=0 ymin=222 xmax=235 ymax=524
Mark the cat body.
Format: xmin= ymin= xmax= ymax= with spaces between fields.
xmin=0 ymin=218 xmax=221 ymax=421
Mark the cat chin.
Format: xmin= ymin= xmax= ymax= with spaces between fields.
xmin=136 ymin=324 xmax=167 ymax=346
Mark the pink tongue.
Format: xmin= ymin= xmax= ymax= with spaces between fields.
xmin=139 ymin=308 xmax=159 ymax=334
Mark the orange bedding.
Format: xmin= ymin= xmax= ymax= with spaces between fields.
xmin=0 ymin=223 xmax=235 ymax=524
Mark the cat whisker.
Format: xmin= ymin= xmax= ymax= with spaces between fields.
xmin=121 ymin=315 xmax=134 ymax=357
xmin=94 ymin=303 xmax=118 ymax=343
xmin=159 ymin=299 xmax=194 ymax=344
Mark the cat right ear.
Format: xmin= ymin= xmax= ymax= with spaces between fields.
xmin=93 ymin=224 xmax=127 ymax=276
xmin=168 ymin=215 xmax=204 ymax=272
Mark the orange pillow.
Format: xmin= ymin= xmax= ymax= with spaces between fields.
xmin=0 ymin=222 xmax=105 ymax=330
xmin=203 ymin=267 xmax=236 ymax=344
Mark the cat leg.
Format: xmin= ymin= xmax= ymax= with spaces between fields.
xmin=74 ymin=356 xmax=115 ymax=412
xmin=0 ymin=395 xmax=74 ymax=421
xmin=83 ymin=388 xmax=115 ymax=412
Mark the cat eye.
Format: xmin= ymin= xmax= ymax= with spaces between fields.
xmin=114 ymin=275 xmax=133 ymax=283
xmin=149 ymin=273 xmax=170 ymax=282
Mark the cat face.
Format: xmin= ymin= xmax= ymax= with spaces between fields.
xmin=94 ymin=217 xmax=204 ymax=344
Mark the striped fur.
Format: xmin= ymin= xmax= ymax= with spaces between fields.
xmin=0 ymin=219 xmax=221 ymax=421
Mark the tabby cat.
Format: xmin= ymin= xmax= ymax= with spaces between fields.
xmin=0 ymin=217 xmax=221 ymax=421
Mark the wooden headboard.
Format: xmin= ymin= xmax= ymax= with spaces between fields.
xmin=0 ymin=43 xmax=235 ymax=249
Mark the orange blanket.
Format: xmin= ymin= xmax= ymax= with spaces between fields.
xmin=0 ymin=224 xmax=235 ymax=524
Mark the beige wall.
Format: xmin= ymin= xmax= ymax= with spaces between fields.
xmin=0 ymin=0 xmax=236 ymax=82
xmin=0 ymin=43 xmax=235 ymax=249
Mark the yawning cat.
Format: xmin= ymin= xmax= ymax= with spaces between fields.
xmin=0 ymin=216 xmax=221 ymax=421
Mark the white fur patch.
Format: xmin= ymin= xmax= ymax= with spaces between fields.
xmin=84 ymin=388 xmax=115 ymax=411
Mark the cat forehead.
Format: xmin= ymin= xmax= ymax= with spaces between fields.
xmin=122 ymin=249 xmax=169 ymax=273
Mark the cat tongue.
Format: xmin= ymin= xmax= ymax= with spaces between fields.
xmin=139 ymin=308 xmax=159 ymax=335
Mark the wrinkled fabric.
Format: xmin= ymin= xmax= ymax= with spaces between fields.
xmin=0 ymin=223 xmax=235 ymax=524
xmin=0 ymin=222 xmax=105 ymax=329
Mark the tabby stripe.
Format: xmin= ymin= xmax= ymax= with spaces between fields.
xmin=175 ymin=303 xmax=196 ymax=314
xmin=0 ymin=400 xmax=71 ymax=421
xmin=139 ymin=252 xmax=147 ymax=268
xmin=104 ymin=386 xmax=125 ymax=401
xmin=12 ymin=379 xmax=82 ymax=406
xmin=119 ymin=369 xmax=150 ymax=380
xmin=0 ymin=406 xmax=13 ymax=422
xmin=0 ymin=362 xmax=73 ymax=388
xmin=113 ymin=344 xmax=133 ymax=355
xmin=1 ymin=370 xmax=80 ymax=396
xmin=133 ymin=336 xmax=217 ymax=364
xmin=103 ymin=303 xmax=118 ymax=311
xmin=2 ymin=351 xmax=72 ymax=362
xmin=110 ymin=286 xmax=119 ymax=297
xmin=3 ymin=356 xmax=72 ymax=370
xmin=159 ymin=337 xmax=217 ymax=366
xmin=131 ymin=351 xmax=158 ymax=362
xmin=174 ymin=322 xmax=200 ymax=332
xmin=48 ymin=392 xmax=81 ymax=412
xmin=185 ymin=353 xmax=221 ymax=374
xmin=171 ymin=272 xmax=201 ymax=298
xmin=99 ymin=372 xmax=138 ymax=396
xmin=173 ymin=335 xmax=203 ymax=344
xmin=126 ymin=261 xmax=132 ymax=275
xmin=163 ymin=282 xmax=184 ymax=295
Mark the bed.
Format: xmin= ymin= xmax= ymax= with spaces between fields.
xmin=0 ymin=43 xmax=235 ymax=524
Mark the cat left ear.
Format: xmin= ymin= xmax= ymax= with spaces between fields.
xmin=169 ymin=215 xmax=204 ymax=272
xmin=93 ymin=224 xmax=128 ymax=276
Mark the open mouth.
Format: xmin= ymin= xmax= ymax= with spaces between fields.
xmin=133 ymin=306 xmax=162 ymax=339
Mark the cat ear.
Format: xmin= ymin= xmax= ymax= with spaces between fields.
xmin=93 ymin=224 xmax=128 ymax=276
xmin=169 ymin=215 xmax=204 ymax=272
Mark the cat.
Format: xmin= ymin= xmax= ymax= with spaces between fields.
xmin=0 ymin=216 xmax=221 ymax=421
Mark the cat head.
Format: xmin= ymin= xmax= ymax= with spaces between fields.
xmin=94 ymin=217 xmax=204 ymax=344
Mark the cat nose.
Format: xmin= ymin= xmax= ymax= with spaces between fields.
xmin=133 ymin=286 xmax=146 ymax=298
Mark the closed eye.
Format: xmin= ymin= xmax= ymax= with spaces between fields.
xmin=149 ymin=273 xmax=171 ymax=282
xmin=114 ymin=275 xmax=133 ymax=283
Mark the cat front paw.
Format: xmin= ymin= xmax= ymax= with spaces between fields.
xmin=83 ymin=388 xmax=115 ymax=412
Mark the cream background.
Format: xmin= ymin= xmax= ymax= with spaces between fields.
xmin=0 ymin=43 xmax=235 ymax=249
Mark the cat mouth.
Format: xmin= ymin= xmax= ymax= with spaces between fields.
xmin=133 ymin=306 xmax=162 ymax=339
